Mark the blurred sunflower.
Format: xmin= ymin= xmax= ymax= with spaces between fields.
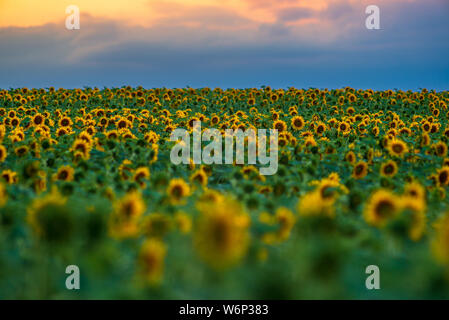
xmin=167 ymin=178 xmax=190 ymax=203
xmin=364 ymin=189 xmax=402 ymax=227
xmin=194 ymin=197 xmax=250 ymax=269
xmin=109 ymin=191 xmax=146 ymax=239
xmin=387 ymin=138 xmax=409 ymax=158
xmin=138 ymin=238 xmax=166 ymax=285
xmin=380 ymin=160 xmax=398 ymax=178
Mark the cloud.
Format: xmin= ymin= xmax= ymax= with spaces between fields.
xmin=277 ymin=7 xmax=314 ymax=23
xmin=0 ymin=0 xmax=448 ymax=89
xmin=147 ymin=1 xmax=253 ymax=31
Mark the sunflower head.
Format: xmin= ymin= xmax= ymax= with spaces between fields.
xmin=0 ymin=145 xmax=7 ymax=162
xmin=1 ymin=169 xmax=18 ymax=184
xmin=434 ymin=141 xmax=448 ymax=157
xmin=273 ymin=119 xmax=287 ymax=132
xmin=109 ymin=191 xmax=146 ymax=239
xmin=167 ymin=178 xmax=191 ymax=203
xmin=53 ymin=165 xmax=75 ymax=182
xmin=134 ymin=167 xmax=150 ymax=187
xmin=352 ymin=161 xmax=368 ymax=179
xmin=190 ymin=169 xmax=208 ymax=187
xmin=194 ymin=197 xmax=250 ymax=269
xmin=387 ymin=138 xmax=409 ymax=158
xmin=138 ymin=238 xmax=167 ymax=286
xmin=345 ymin=151 xmax=356 ymax=164
xmin=364 ymin=189 xmax=402 ymax=227
xmin=432 ymin=212 xmax=449 ymax=264
xmin=291 ymin=116 xmax=305 ymax=130
xmin=26 ymin=189 xmax=72 ymax=244
xmin=380 ymin=160 xmax=398 ymax=178
xmin=436 ymin=167 xmax=449 ymax=187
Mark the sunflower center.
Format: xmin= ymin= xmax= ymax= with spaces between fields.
xmin=392 ymin=144 xmax=403 ymax=153
xmin=374 ymin=200 xmax=395 ymax=219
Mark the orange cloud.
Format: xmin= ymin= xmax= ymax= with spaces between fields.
xmin=0 ymin=0 xmax=154 ymax=27
xmin=0 ymin=0 xmax=416 ymax=31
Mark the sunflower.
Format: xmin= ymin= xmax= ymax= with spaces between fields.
xmin=0 ymin=145 xmax=7 ymax=162
xmin=436 ymin=167 xmax=449 ymax=187
xmin=34 ymin=171 xmax=47 ymax=194
xmin=78 ymin=131 xmax=93 ymax=144
xmin=119 ymin=159 xmax=133 ymax=180
xmin=53 ymin=165 xmax=74 ymax=182
xmin=199 ymin=188 xmax=224 ymax=203
xmin=314 ymin=121 xmax=326 ymax=136
xmin=431 ymin=123 xmax=439 ymax=134
xmin=0 ymin=183 xmax=7 ymax=207
xmin=297 ymin=190 xmax=334 ymax=217
xmin=116 ymin=117 xmax=131 ymax=130
xmin=273 ymin=119 xmax=287 ymax=132
xmin=58 ymin=116 xmax=73 ymax=127
xmin=187 ymin=117 xmax=200 ymax=129
xmin=31 ymin=113 xmax=45 ymax=126
xmin=174 ymin=211 xmax=192 ymax=234
xmin=345 ymin=151 xmax=356 ymax=164
xmin=0 ymin=125 xmax=5 ymax=140
xmin=443 ymin=158 xmax=449 ymax=167
xmin=421 ymin=133 xmax=430 ymax=146
xmin=364 ymin=189 xmax=402 ymax=227
xmin=348 ymin=94 xmax=357 ymax=103
xmin=56 ymin=127 xmax=70 ymax=137
xmin=401 ymin=195 xmax=426 ymax=241
xmin=194 ymin=197 xmax=250 ymax=269
xmin=106 ymin=130 xmax=119 ymax=139
xmin=304 ymin=136 xmax=317 ymax=148
xmin=14 ymin=145 xmax=29 ymax=157
xmin=10 ymin=117 xmax=20 ymax=127
xmin=444 ymin=128 xmax=449 ymax=138
xmin=352 ymin=161 xmax=368 ymax=179
xmin=433 ymin=141 xmax=448 ymax=157
xmin=432 ymin=213 xmax=449 ymax=263
xmin=99 ymin=117 xmax=108 ymax=127
xmin=190 ymin=169 xmax=208 ymax=187
xmin=133 ymin=167 xmax=150 ymax=187
xmin=387 ymin=138 xmax=409 ymax=158
xmin=291 ymin=116 xmax=305 ymax=130
xmin=70 ymin=139 xmax=91 ymax=159
xmin=1 ymin=169 xmax=18 ymax=184
xmin=167 ymin=178 xmax=190 ymax=203
xmin=380 ymin=160 xmax=398 ymax=178
xmin=338 ymin=121 xmax=351 ymax=134
xmin=210 ymin=115 xmax=220 ymax=126
xmin=26 ymin=189 xmax=70 ymax=242
xmin=138 ymin=239 xmax=167 ymax=285
xmin=109 ymin=191 xmax=146 ymax=239
xmin=140 ymin=213 xmax=173 ymax=238
xmin=261 ymin=207 xmax=296 ymax=244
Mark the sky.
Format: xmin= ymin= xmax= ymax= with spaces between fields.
xmin=0 ymin=0 xmax=448 ymax=90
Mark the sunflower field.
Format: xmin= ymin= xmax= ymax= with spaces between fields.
xmin=1 ymin=86 xmax=449 ymax=299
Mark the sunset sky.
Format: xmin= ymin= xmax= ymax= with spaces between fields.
xmin=1 ymin=0 xmax=448 ymax=89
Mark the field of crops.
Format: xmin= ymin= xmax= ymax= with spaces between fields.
xmin=1 ymin=86 xmax=449 ymax=299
